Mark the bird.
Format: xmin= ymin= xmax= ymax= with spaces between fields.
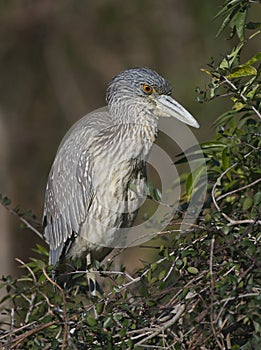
xmin=43 ymin=67 xmax=199 ymax=289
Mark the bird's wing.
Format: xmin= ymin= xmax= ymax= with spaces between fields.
xmin=43 ymin=150 xmax=93 ymax=266
xmin=43 ymin=108 xmax=109 ymax=266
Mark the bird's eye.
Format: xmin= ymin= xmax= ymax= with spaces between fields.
xmin=142 ymin=84 xmax=153 ymax=94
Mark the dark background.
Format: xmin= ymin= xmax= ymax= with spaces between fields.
xmin=0 ymin=0 xmax=259 ymax=275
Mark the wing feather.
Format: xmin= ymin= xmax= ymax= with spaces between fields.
xmin=43 ymin=108 xmax=111 ymax=266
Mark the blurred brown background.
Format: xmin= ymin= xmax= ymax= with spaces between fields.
xmin=0 ymin=0 xmax=259 ymax=276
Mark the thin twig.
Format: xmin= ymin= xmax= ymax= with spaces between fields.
xmin=212 ymin=163 xmax=237 ymax=212
xmin=209 ymin=237 xmax=223 ymax=349
xmin=221 ymin=212 xmax=261 ymax=226
xmin=15 ymin=258 xmax=37 ymax=283
xmin=0 ymin=200 xmax=43 ymax=239
xmin=223 ymin=76 xmax=261 ymax=119
xmin=217 ymin=178 xmax=261 ymax=201
xmin=6 ymin=308 xmax=14 ymax=350
xmin=14 ymin=258 xmax=38 ymax=323
xmin=0 ymin=322 xmax=38 ymax=341
xmin=136 ymin=304 xmax=185 ymax=346
xmin=212 ymin=149 xmax=261 ymax=225
xmin=9 ymin=321 xmax=56 ymax=349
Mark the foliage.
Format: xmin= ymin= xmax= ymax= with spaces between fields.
xmin=0 ymin=1 xmax=260 ymax=349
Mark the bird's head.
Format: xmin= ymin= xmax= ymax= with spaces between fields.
xmin=106 ymin=67 xmax=199 ymax=128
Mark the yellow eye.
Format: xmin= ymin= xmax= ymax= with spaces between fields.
xmin=142 ymin=84 xmax=153 ymax=94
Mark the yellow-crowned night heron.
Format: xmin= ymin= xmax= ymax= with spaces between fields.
xmin=43 ymin=67 xmax=199 ymax=285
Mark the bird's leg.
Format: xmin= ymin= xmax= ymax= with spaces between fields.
xmin=86 ymin=253 xmax=104 ymax=320
xmin=86 ymin=252 xmax=97 ymax=296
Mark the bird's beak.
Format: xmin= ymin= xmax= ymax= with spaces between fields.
xmin=154 ymin=94 xmax=200 ymax=128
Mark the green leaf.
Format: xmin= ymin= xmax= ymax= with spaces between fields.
xmin=243 ymin=197 xmax=253 ymax=211
xmin=152 ymin=187 xmax=162 ymax=201
xmin=232 ymin=101 xmax=245 ymax=111
xmin=187 ymin=267 xmax=199 ymax=275
xmin=27 ymin=258 xmax=46 ymax=270
xmin=38 ymin=273 xmax=47 ymax=283
xmin=33 ymin=244 xmax=49 ymax=257
xmin=221 ymin=148 xmax=230 ymax=171
xmin=164 ymin=248 xmax=170 ymax=260
xmin=230 ymin=8 xmax=247 ymax=40
xmin=127 ymin=339 xmax=133 ymax=348
xmin=226 ymin=65 xmax=257 ymax=79
xmin=246 ymin=84 xmax=259 ymax=99
xmin=220 ymin=42 xmax=244 ymax=69
xmin=86 ymin=316 xmax=97 ymax=327
xmin=200 ymin=68 xmax=212 ymax=76
xmin=216 ymin=11 xmax=234 ymax=38
xmin=186 ymin=173 xmax=192 ymax=201
xmin=176 ymin=259 xmax=183 ymax=269
xmin=72 ymin=272 xmax=85 ymax=280
xmin=214 ymin=110 xmax=238 ymax=127
xmin=159 ymin=269 xmax=167 ymax=280
xmin=150 ymin=262 xmax=158 ymax=272
xmin=244 ymin=52 xmax=261 ymax=66
xmin=215 ymin=0 xmax=250 ymax=40
xmin=253 ymin=192 xmax=261 ymax=206
xmin=201 ymin=141 xmax=227 ymax=151
xmin=103 ymin=316 xmax=112 ymax=329
xmin=186 ymin=165 xmax=207 ymax=201
xmin=215 ymin=0 xmax=239 ymax=19
xmin=175 ymin=146 xmax=206 ymax=164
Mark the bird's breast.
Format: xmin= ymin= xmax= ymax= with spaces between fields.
xmin=77 ymin=122 xmax=156 ymax=249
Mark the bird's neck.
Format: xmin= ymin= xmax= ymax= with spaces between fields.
xmin=126 ymin=122 xmax=158 ymax=144
xmin=110 ymin=102 xmax=159 ymax=138
xmin=110 ymin=122 xmax=157 ymax=162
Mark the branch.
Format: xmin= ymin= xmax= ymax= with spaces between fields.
xmin=9 ymin=321 xmax=56 ymax=349
xmin=221 ymin=212 xmax=261 ymax=226
xmin=223 ymin=76 xmax=261 ymax=119
xmin=216 ymin=178 xmax=261 ymax=201
xmin=0 ymin=198 xmax=43 ymax=240
xmin=136 ymin=304 xmax=185 ymax=346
